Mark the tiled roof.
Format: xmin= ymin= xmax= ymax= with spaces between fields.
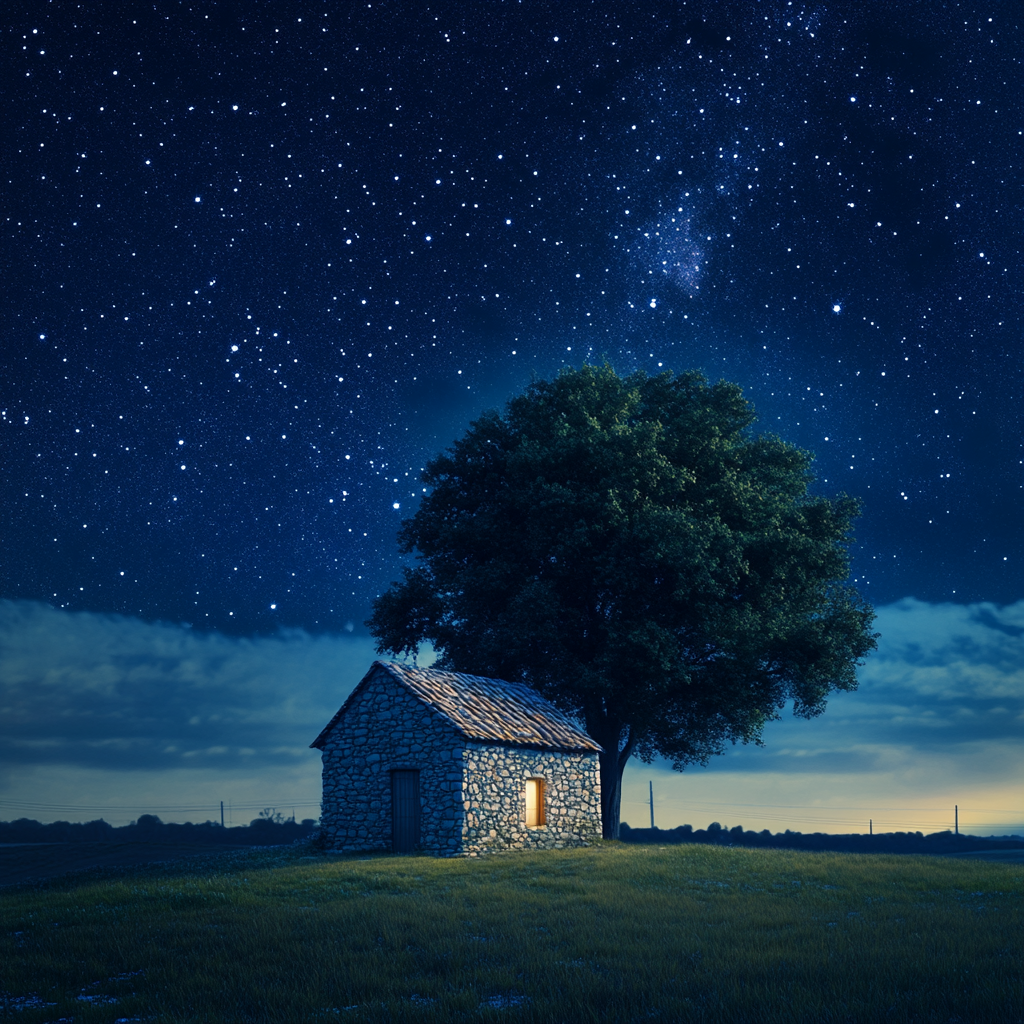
xmin=311 ymin=660 xmax=602 ymax=753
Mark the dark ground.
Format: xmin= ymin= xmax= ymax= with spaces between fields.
xmin=0 ymin=842 xmax=257 ymax=887
xmin=942 ymin=849 xmax=1024 ymax=864
xmin=3 ymin=838 xmax=1021 ymax=889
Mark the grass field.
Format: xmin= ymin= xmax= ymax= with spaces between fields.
xmin=1 ymin=842 xmax=1020 ymax=1023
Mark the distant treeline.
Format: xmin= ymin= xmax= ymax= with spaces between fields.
xmin=620 ymin=821 xmax=1024 ymax=855
xmin=0 ymin=813 xmax=317 ymax=846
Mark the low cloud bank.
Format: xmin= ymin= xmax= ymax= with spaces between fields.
xmin=690 ymin=597 xmax=1024 ymax=776
xmin=0 ymin=600 xmax=376 ymax=774
xmin=1 ymin=596 xmax=1021 ymax=791
xmin=855 ymin=597 xmax=1024 ymax=744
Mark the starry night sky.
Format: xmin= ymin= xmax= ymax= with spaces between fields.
xmin=4 ymin=1 xmax=1022 ymax=638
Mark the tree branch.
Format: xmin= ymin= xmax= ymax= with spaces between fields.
xmin=617 ymin=729 xmax=638 ymax=772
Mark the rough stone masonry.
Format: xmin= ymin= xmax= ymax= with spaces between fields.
xmin=314 ymin=662 xmax=602 ymax=856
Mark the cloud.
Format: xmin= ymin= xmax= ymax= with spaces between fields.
xmin=0 ymin=601 xmax=377 ymax=774
xmin=2 ymin=597 xmax=1021 ymax=833
xmin=624 ymin=599 xmax=1024 ymax=834
xmin=697 ymin=597 xmax=1024 ymax=776
xmin=3 ymin=597 xmax=1021 ymax=780
xmin=838 ymin=597 xmax=1024 ymax=747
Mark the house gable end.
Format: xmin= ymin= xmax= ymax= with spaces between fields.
xmin=310 ymin=669 xmax=368 ymax=750
xmin=311 ymin=661 xmax=463 ymax=750
xmin=316 ymin=666 xmax=468 ymax=856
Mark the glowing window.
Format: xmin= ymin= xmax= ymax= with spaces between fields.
xmin=525 ymin=778 xmax=546 ymax=827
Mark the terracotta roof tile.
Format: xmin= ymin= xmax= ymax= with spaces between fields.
xmin=312 ymin=660 xmax=602 ymax=753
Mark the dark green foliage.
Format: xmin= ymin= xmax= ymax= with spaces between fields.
xmin=369 ymin=365 xmax=877 ymax=837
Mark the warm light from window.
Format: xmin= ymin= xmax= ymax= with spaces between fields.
xmin=525 ymin=778 xmax=545 ymax=827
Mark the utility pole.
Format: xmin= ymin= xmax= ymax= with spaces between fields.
xmin=220 ymin=801 xmax=224 ymax=828
xmin=955 ymin=805 xmax=959 ymax=836
xmin=649 ymin=780 xmax=655 ymax=829
xmin=869 ymin=819 xmax=872 ymax=836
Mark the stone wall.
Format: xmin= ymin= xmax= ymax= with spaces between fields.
xmin=460 ymin=743 xmax=602 ymax=855
xmin=319 ymin=664 xmax=602 ymax=856
xmin=319 ymin=667 xmax=466 ymax=855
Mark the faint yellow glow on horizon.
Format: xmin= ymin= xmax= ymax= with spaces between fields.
xmin=622 ymin=765 xmax=1024 ymax=836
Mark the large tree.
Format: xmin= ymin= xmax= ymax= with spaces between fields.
xmin=368 ymin=365 xmax=876 ymax=838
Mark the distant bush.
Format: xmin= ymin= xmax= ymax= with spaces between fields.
xmin=0 ymin=814 xmax=318 ymax=846
xmin=619 ymin=821 xmax=1024 ymax=855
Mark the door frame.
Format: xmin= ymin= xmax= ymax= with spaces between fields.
xmin=390 ymin=768 xmax=421 ymax=853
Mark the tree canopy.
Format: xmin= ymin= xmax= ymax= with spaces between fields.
xmin=368 ymin=364 xmax=877 ymax=837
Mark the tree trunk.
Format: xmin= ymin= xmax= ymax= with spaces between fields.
xmin=598 ymin=747 xmax=624 ymax=839
xmin=591 ymin=719 xmax=636 ymax=840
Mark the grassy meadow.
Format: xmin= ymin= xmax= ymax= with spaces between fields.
xmin=1 ymin=842 xmax=1020 ymax=1024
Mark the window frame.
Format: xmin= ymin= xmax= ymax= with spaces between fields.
xmin=524 ymin=776 xmax=546 ymax=828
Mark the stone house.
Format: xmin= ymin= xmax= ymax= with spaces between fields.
xmin=311 ymin=660 xmax=603 ymax=856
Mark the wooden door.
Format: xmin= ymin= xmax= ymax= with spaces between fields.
xmin=391 ymin=769 xmax=420 ymax=852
